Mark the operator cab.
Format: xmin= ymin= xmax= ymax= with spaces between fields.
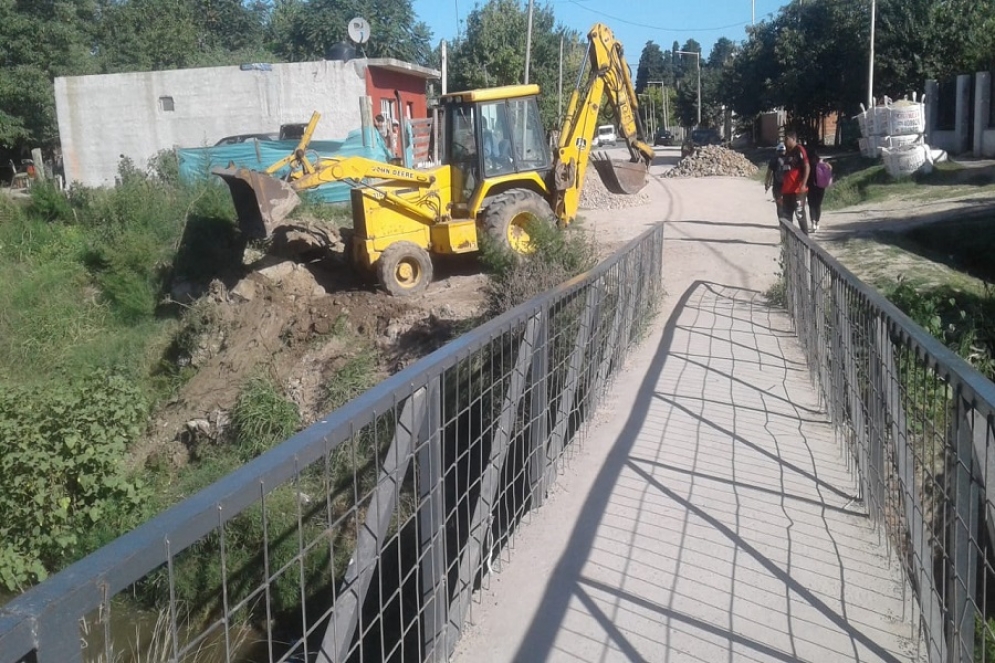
xmin=441 ymin=84 xmax=551 ymax=213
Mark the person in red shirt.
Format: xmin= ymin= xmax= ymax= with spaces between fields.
xmin=780 ymin=130 xmax=811 ymax=233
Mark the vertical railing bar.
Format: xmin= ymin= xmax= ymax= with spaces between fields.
xmin=529 ymin=308 xmax=550 ymax=508
xmin=448 ymin=315 xmax=540 ymax=642
xmin=317 ymin=389 xmax=427 ymax=663
xmin=418 ymin=376 xmax=448 ymax=662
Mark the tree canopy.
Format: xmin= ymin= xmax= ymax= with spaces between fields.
xmin=446 ymin=0 xmax=584 ymax=128
xmin=0 ymin=0 xmax=434 ymax=152
xmin=718 ymin=0 xmax=995 ymax=134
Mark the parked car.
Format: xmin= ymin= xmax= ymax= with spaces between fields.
xmin=595 ymin=124 xmax=617 ymax=147
xmin=214 ymin=133 xmax=277 ymax=146
xmin=690 ymin=128 xmax=722 ymax=146
xmin=654 ymin=128 xmax=674 ymax=146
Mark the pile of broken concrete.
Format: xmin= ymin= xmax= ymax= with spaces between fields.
xmin=665 ymin=145 xmax=759 ymax=179
xmin=579 ymin=168 xmax=651 ymax=210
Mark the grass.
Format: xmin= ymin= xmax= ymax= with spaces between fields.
xmin=824 ymin=155 xmax=995 ymax=210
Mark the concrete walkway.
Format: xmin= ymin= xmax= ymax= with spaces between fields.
xmin=451 ymin=173 xmax=923 ymax=662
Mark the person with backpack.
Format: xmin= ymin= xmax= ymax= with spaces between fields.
xmin=764 ymin=143 xmax=788 ymax=221
xmin=806 ymin=144 xmax=833 ymax=233
xmin=780 ymin=130 xmax=811 ymax=233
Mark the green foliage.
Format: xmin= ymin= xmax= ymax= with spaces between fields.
xmin=723 ymin=0 xmax=995 ymax=130
xmin=481 ymin=219 xmax=598 ymax=316
xmin=448 ymin=0 xmax=585 ymax=127
xmin=0 ymin=371 xmax=149 ymax=591
xmin=269 ymin=0 xmax=433 ymax=65
xmin=323 ymin=351 xmax=378 ymax=411
xmin=887 ymin=279 xmax=995 ymax=379
xmin=230 ymin=378 xmax=302 ymax=460
xmin=635 ymin=41 xmax=672 ymax=92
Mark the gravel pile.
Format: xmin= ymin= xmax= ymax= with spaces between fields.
xmin=578 ymin=167 xmax=651 ymax=210
xmin=665 ymin=145 xmax=758 ymax=179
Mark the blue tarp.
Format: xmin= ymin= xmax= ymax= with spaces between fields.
xmin=177 ymin=127 xmax=412 ymax=204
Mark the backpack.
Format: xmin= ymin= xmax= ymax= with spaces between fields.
xmin=815 ymin=161 xmax=833 ymax=189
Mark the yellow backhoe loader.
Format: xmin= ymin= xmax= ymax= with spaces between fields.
xmin=214 ymin=23 xmax=654 ymax=296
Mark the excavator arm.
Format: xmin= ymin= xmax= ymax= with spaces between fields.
xmin=553 ymin=23 xmax=654 ymax=223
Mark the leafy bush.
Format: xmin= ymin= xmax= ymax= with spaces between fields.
xmin=480 ymin=219 xmax=597 ymax=316
xmin=887 ymin=279 xmax=995 ymax=379
xmin=0 ymin=371 xmax=149 ymax=591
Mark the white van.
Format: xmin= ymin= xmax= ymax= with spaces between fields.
xmin=596 ymin=125 xmax=617 ymax=147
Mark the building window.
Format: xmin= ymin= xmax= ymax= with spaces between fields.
xmin=159 ymin=96 xmax=175 ymax=112
xmin=406 ymin=102 xmax=413 ymax=119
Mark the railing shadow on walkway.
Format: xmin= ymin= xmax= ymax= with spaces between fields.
xmin=507 ymin=280 xmax=920 ymax=663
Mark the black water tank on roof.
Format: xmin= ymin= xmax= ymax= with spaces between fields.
xmin=326 ymin=42 xmax=357 ymax=62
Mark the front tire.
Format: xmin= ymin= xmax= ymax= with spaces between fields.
xmin=376 ymin=241 xmax=434 ymax=296
xmin=480 ymin=189 xmax=555 ymax=255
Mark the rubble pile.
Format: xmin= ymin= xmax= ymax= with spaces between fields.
xmin=665 ymin=145 xmax=758 ymax=179
xmin=579 ymin=168 xmax=651 ymax=210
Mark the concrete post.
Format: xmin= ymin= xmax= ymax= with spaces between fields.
xmin=31 ymin=148 xmax=46 ymax=181
xmin=975 ymin=72 xmax=991 ymax=157
xmin=925 ymin=79 xmax=938 ymax=144
xmin=956 ymin=74 xmax=972 ymax=154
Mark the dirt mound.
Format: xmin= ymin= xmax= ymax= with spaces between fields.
xmin=138 ymin=234 xmax=487 ymax=471
xmin=665 ymin=145 xmax=759 ymax=178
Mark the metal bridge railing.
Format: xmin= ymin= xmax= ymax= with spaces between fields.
xmin=0 ymin=224 xmax=664 ymax=663
xmin=780 ymin=219 xmax=995 ymax=663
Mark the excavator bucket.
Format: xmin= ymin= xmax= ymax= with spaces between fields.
xmin=590 ymin=152 xmax=649 ymax=195
xmin=212 ymin=166 xmax=302 ymax=239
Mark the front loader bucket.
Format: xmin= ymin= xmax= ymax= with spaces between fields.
xmin=212 ymin=166 xmax=302 ymax=239
xmin=590 ymin=152 xmax=649 ymax=195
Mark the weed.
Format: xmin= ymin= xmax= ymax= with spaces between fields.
xmin=324 ymin=350 xmax=378 ymax=411
xmin=480 ymin=218 xmax=598 ymax=316
xmin=229 ymin=377 xmax=301 ymax=460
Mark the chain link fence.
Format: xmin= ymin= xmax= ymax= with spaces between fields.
xmin=0 ymin=223 xmax=664 ymax=663
xmin=780 ymin=219 xmax=995 ymax=663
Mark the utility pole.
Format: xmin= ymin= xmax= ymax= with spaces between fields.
xmin=558 ymin=35 xmax=564 ymax=119
xmin=524 ymin=0 xmax=535 ymax=84
xmin=868 ymin=0 xmax=876 ymax=108
xmin=752 ymin=0 xmax=755 ymax=25
xmin=676 ymin=50 xmax=701 ymax=127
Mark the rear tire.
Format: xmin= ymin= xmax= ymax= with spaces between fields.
xmin=480 ymin=190 xmax=554 ymax=255
xmin=376 ymin=241 xmax=434 ymax=297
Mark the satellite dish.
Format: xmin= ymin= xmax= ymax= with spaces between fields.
xmin=348 ymin=17 xmax=371 ymax=45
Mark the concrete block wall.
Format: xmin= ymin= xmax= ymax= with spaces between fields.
xmin=55 ymin=60 xmax=367 ymax=187
xmin=926 ymin=71 xmax=995 ymax=157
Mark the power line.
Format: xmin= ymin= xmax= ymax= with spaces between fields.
xmin=566 ymin=0 xmax=749 ymax=33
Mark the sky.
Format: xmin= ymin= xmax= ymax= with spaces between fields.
xmin=411 ymin=0 xmax=789 ymax=69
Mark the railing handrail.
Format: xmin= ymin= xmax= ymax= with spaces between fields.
xmin=0 ymin=224 xmax=664 ymax=661
xmin=779 ymin=218 xmax=995 ymax=406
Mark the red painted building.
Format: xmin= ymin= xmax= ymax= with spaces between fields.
xmin=363 ymin=59 xmax=439 ymax=124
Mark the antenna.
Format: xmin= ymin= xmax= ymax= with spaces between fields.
xmin=348 ymin=17 xmax=371 ymax=45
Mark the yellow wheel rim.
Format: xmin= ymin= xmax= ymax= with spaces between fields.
xmin=394 ymin=259 xmax=420 ymax=289
xmin=507 ymin=212 xmax=536 ymax=254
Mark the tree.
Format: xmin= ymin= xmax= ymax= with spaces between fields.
xmin=447 ymin=0 xmax=583 ymax=127
xmin=269 ymin=0 xmax=433 ymax=66
xmin=0 ymin=0 xmax=105 ymax=149
xmin=635 ymin=41 xmax=669 ymax=93
xmin=708 ymin=37 xmax=736 ymax=68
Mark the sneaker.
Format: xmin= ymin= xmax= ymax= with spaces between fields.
xmin=812 ymin=222 xmax=820 ymax=233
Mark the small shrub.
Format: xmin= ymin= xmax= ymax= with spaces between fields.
xmin=148 ymin=148 xmax=180 ymax=186
xmin=28 ymin=180 xmax=73 ymax=223
xmin=481 ymin=219 xmax=598 ymax=316
xmin=0 ymin=371 xmax=149 ymax=591
xmin=229 ymin=378 xmax=301 ymax=460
